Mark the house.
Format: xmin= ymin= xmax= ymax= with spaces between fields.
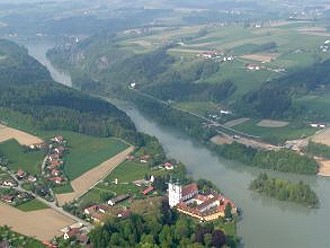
xmin=49 ymin=159 xmax=63 ymax=168
xmin=246 ymin=63 xmax=260 ymax=71
xmin=310 ymin=123 xmax=326 ymax=128
xmin=164 ymin=162 xmax=174 ymax=170
xmin=107 ymin=194 xmax=130 ymax=206
xmin=98 ymin=204 xmax=111 ymax=213
xmin=27 ymin=176 xmax=37 ymax=183
xmin=16 ymin=169 xmax=26 ymax=180
xmin=140 ymin=155 xmax=150 ymax=164
xmin=54 ymin=146 xmax=65 ymax=155
xmin=51 ymin=169 xmax=61 ymax=177
xmin=53 ymin=136 xmax=64 ymax=143
xmin=84 ymin=205 xmax=99 ymax=215
xmin=142 ymin=186 xmax=154 ymax=195
xmin=48 ymin=177 xmax=64 ymax=184
xmin=91 ymin=212 xmax=107 ymax=223
xmin=117 ymin=210 xmax=131 ymax=219
xmin=1 ymin=195 xmax=14 ymax=203
xmin=64 ymin=228 xmax=80 ymax=240
xmin=2 ymin=180 xmax=16 ymax=187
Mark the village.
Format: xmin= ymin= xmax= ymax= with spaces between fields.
xmin=0 ymin=130 xmax=238 ymax=247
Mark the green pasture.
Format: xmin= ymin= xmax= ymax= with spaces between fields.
xmin=0 ymin=139 xmax=44 ymax=175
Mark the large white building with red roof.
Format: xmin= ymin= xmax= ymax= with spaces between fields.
xmin=168 ymin=180 xmax=237 ymax=222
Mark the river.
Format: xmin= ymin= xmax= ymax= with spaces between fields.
xmin=22 ymin=39 xmax=330 ymax=248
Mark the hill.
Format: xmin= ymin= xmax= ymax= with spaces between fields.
xmin=0 ymin=39 xmax=142 ymax=145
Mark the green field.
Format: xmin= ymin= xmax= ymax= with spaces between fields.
xmin=0 ymin=139 xmax=45 ymax=175
xmin=105 ymin=161 xmax=151 ymax=183
xmin=16 ymin=199 xmax=49 ymax=212
xmin=0 ymin=167 xmax=11 ymax=180
xmin=39 ymin=131 xmax=128 ymax=180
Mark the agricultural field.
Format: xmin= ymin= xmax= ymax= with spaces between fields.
xmin=0 ymin=204 xmax=75 ymax=241
xmin=0 ymin=124 xmax=43 ymax=146
xmin=39 ymin=131 xmax=129 ymax=180
xmin=15 ymin=199 xmax=49 ymax=212
xmin=0 ymin=139 xmax=45 ymax=175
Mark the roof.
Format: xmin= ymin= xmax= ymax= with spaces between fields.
xmin=182 ymin=183 xmax=198 ymax=197
xmin=108 ymin=194 xmax=130 ymax=205
xmin=17 ymin=169 xmax=25 ymax=177
xmin=91 ymin=212 xmax=107 ymax=222
xmin=98 ymin=204 xmax=111 ymax=213
xmin=84 ymin=205 xmax=99 ymax=214
xmin=65 ymin=228 xmax=80 ymax=238
xmin=142 ymin=186 xmax=154 ymax=195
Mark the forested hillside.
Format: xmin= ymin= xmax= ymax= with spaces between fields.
xmin=0 ymin=39 xmax=143 ymax=145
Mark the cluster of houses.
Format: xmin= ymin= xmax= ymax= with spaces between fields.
xmin=0 ymin=188 xmax=33 ymax=206
xmin=168 ymin=180 xmax=237 ymax=222
xmin=197 ymin=50 xmax=234 ymax=63
xmin=319 ymin=40 xmax=330 ymax=53
xmin=83 ymin=194 xmax=132 ymax=224
xmin=44 ymin=136 xmax=67 ymax=186
xmin=0 ymin=178 xmax=17 ymax=187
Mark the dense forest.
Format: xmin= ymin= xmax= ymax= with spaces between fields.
xmin=89 ymin=199 xmax=238 ymax=248
xmin=250 ymin=173 xmax=319 ymax=207
xmin=0 ymin=39 xmax=145 ymax=145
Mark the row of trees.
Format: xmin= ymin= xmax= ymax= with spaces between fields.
xmin=250 ymin=173 xmax=319 ymax=207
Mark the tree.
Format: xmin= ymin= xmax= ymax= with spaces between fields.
xmin=224 ymin=203 xmax=233 ymax=221
xmin=204 ymin=233 xmax=213 ymax=247
xmin=212 ymin=230 xmax=226 ymax=248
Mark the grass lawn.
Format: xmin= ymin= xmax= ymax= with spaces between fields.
xmin=16 ymin=199 xmax=49 ymax=212
xmin=104 ymin=161 xmax=150 ymax=183
xmin=215 ymin=219 xmax=237 ymax=237
xmin=38 ymin=131 xmax=128 ymax=180
xmin=0 ymin=139 xmax=45 ymax=175
xmin=52 ymin=183 xmax=74 ymax=194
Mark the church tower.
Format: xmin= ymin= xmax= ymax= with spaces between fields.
xmin=168 ymin=178 xmax=182 ymax=208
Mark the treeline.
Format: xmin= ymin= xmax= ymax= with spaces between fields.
xmin=250 ymin=173 xmax=319 ymax=207
xmin=210 ymin=142 xmax=319 ymax=175
xmin=0 ymin=39 xmax=144 ymax=145
xmin=89 ymin=200 xmax=238 ymax=248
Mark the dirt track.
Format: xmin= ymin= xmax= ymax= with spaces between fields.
xmin=0 ymin=203 xmax=75 ymax=241
xmin=257 ymin=119 xmax=289 ymax=127
xmin=0 ymin=124 xmax=43 ymax=145
xmin=56 ymin=146 xmax=135 ymax=206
